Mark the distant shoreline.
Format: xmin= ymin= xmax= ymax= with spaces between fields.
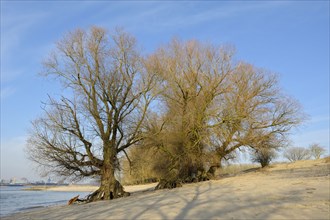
xmin=22 ymin=182 xmax=158 ymax=192
xmin=23 ymin=184 xmax=99 ymax=192
xmin=0 ymin=183 xmax=68 ymax=187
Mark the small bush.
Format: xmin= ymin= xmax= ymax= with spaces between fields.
xmin=251 ymin=148 xmax=277 ymax=167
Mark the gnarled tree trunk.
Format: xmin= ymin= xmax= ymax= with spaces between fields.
xmin=87 ymin=165 xmax=130 ymax=202
xmin=87 ymin=146 xmax=130 ymax=202
xmin=206 ymin=164 xmax=221 ymax=179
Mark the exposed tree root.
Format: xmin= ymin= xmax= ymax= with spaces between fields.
xmin=68 ymin=180 xmax=131 ymax=204
xmin=86 ymin=182 xmax=131 ymax=202
xmin=206 ymin=165 xmax=221 ymax=180
xmin=155 ymin=172 xmax=210 ymax=190
xmin=155 ymin=179 xmax=183 ymax=190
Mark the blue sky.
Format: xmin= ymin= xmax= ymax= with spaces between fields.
xmin=1 ymin=1 xmax=329 ymax=181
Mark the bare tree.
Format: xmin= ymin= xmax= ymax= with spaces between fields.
xmin=309 ymin=143 xmax=326 ymax=159
xmin=210 ymin=63 xmax=304 ymax=174
xmin=283 ymin=147 xmax=311 ymax=162
xmin=27 ymin=27 xmax=155 ymax=201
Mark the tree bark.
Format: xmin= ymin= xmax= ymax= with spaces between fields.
xmin=87 ymin=146 xmax=130 ymax=202
xmin=207 ymin=156 xmax=223 ymax=179
xmin=155 ymin=179 xmax=183 ymax=190
xmin=87 ymin=165 xmax=130 ymax=202
xmin=207 ymin=165 xmax=221 ymax=179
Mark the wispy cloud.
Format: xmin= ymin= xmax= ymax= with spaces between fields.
xmin=1 ymin=9 xmax=49 ymax=57
xmin=1 ymin=5 xmax=51 ymax=100
xmin=113 ymin=1 xmax=289 ymax=32
xmin=291 ymin=128 xmax=329 ymax=150
xmin=0 ymin=86 xmax=16 ymax=101
xmin=309 ymin=115 xmax=330 ymax=124
xmin=0 ymin=69 xmax=23 ymax=84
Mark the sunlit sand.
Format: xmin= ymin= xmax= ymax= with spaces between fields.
xmin=4 ymin=158 xmax=329 ymax=220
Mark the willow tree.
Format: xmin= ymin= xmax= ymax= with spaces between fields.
xmin=145 ymin=39 xmax=234 ymax=188
xmin=26 ymin=27 xmax=155 ymax=201
xmin=210 ymin=63 xmax=304 ymax=174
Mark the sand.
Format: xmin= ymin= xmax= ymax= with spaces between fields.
xmin=24 ymin=185 xmax=99 ymax=192
xmin=24 ymin=182 xmax=158 ymax=193
xmin=3 ymin=159 xmax=329 ymax=220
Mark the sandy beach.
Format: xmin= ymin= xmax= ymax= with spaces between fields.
xmin=24 ymin=183 xmax=158 ymax=194
xmin=3 ymin=158 xmax=329 ymax=220
xmin=23 ymin=184 xmax=99 ymax=192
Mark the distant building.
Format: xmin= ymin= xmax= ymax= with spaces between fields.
xmin=10 ymin=178 xmax=16 ymax=184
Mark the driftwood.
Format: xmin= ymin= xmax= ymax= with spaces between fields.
xmin=67 ymin=195 xmax=84 ymax=205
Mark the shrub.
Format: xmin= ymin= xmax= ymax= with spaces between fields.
xmin=251 ymin=148 xmax=277 ymax=167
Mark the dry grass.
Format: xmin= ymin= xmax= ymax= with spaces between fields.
xmin=323 ymin=156 xmax=330 ymax=163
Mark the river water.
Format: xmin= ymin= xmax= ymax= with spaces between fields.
xmin=0 ymin=186 xmax=90 ymax=217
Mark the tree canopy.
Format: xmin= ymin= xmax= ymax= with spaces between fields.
xmin=27 ymin=27 xmax=156 ymax=200
xmin=27 ymin=27 xmax=305 ymax=201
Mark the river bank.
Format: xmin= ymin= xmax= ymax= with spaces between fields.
xmin=23 ymin=184 xmax=99 ymax=192
xmin=23 ymin=182 xmax=157 ymax=192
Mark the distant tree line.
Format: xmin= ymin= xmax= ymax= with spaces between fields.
xmin=27 ymin=27 xmax=305 ymax=202
xmin=283 ymin=143 xmax=327 ymax=162
xmin=248 ymin=143 xmax=327 ymax=169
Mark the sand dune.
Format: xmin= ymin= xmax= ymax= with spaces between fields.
xmin=4 ymin=158 xmax=329 ymax=220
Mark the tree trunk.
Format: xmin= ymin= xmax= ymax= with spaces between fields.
xmin=207 ymin=157 xmax=222 ymax=179
xmin=154 ymin=163 xmax=207 ymax=190
xmin=207 ymin=165 xmax=220 ymax=179
xmin=87 ymin=165 xmax=130 ymax=202
xmin=87 ymin=146 xmax=130 ymax=202
xmin=155 ymin=179 xmax=183 ymax=190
